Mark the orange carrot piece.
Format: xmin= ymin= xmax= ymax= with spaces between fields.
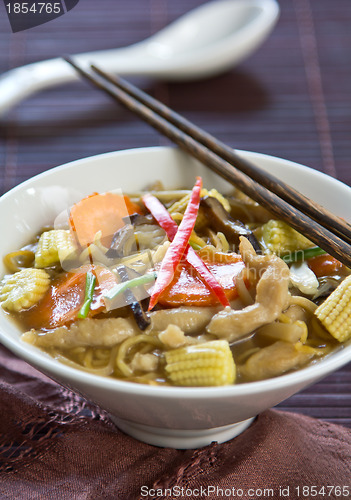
xmin=158 ymin=252 xmax=246 ymax=307
xmin=20 ymin=264 xmax=117 ymax=330
xmin=69 ymin=192 xmax=142 ymax=248
xmin=123 ymin=195 xmax=143 ymax=217
xmin=307 ymin=254 xmax=343 ymax=278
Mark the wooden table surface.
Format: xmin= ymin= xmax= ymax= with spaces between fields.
xmin=0 ymin=0 xmax=350 ymax=428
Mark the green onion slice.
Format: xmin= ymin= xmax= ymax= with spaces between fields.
xmin=104 ymin=271 xmax=157 ymax=301
xmin=282 ymin=246 xmax=326 ymax=264
xmin=77 ymin=271 xmax=97 ymax=319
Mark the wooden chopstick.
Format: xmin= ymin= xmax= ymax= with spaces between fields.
xmin=90 ymin=63 xmax=351 ymax=247
xmin=64 ymin=56 xmax=351 ymax=268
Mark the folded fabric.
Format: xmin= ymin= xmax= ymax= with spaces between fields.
xmin=0 ymin=345 xmax=350 ymax=500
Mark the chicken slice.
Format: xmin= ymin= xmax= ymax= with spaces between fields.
xmin=149 ymin=306 xmax=219 ymax=334
xmin=22 ymin=317 xmax=137 ymax=349
xmin=207 ymin=237 xmax=290 ymax=342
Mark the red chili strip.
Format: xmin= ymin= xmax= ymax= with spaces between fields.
xmin=142 ymin=194 xmax=178 ymax=241
xmin=142 ymin=181 xmax=230 ymax=309
xmin=145 ymin=177 xmax=202 ymax=310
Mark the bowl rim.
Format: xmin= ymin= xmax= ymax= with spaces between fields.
xmin=1 ymin=145 xmax=350 ymax=202
xmin=1 ymin=145 xmax=350 ymax=399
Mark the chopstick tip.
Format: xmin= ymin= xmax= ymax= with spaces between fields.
xmin=62 ymin=54 xmax=78 ymax=69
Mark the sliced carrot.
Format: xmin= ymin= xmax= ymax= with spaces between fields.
xmin=307 ymin=254 xmax=343 ymax=278
xmin=158 ymin=252 xmax=246 ymax=307
xmin=123 ymin=195 xmax=144 ymax=217
xmin=69 ymin=192 xmax=143 ymax=248
xmin=20 ymin=264 xmax=117 ymax=330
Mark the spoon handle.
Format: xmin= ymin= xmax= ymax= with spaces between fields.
xmin=0 ymin=59 xmax=74 ymax=115
xmin=0 ymin=44 xmax=153 ymax=116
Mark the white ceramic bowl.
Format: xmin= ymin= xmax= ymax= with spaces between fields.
xmin=1 ymin=146 xmax=350 ymax=449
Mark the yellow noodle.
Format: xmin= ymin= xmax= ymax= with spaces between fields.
xmin=168 ymin=193 xmax=191 ymax=214
xmin=198 ymin=245 xmax=217 ymax=261
xmin=294 ymin=343 xmax=324 ymax=355
xmin=236 ymin=269 xmax=255 ymax=307
xmin=134 ymin=225 xmax=167 ymax=251
xmin=122 ymin=235 xmax=138 ymax=256
xmin=217 ymin=232 xmax=230 ymax=252
xmin=70 ymin=346 xmax=86 ymax=355
xmin=207 ymin=230 xmax=221 ymax=250
xmin=117 ymin=242 xmax=169 ymax=275
xmin=116 ymin=334 xmax=162 ymax=377
xmin=83 ymin=347 xmax=94 ymax=368
xmin=189 ymin=232 xmax=207 ymax=249
xmin=139 ymin=345 xmax=151 ymax=355
xmin=277 ymin=313 xmax=293 ymax=324
xmin=95 ymin=348 xmax=111 ymax=360
xmin=80 ymin=243 xmax=112 ymax=266
xmin=127 ymin=190 xmax=191 ymax=203
xmin=150 ymin=241 xmax=170 ymax=265
xmin=56 ymin=345 xmax=119 ymax=377
xmin=118 ymin=248 xmax=154 ymax=268
xmin=289 ymin=295 xmax=318 ymax=314
xmin=171 ymin=212 xmax=183 ymax=223
xmin=87 ymin=348 xmax=111 ymax=368
xmin=206 ymin=230 xmax=230 ymax=252
xmin=296 ymin=320 xmax=308 ymax=343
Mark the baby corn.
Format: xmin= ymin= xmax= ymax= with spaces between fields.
xmin=262 ymin=219 xmax=313 ymax=255
xmin=165 ymin=340 xmax=236 ymax=386
xmin=0 ymin=268 xmax=50 ymax=312
xmin=35 ymin=229 xmax=76 ymax=268
xmin=315 ymin=275 xmax=351 ymax=342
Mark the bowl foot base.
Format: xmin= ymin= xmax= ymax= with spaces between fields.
xmin=110 ymin=415 xmax=255 ymax=449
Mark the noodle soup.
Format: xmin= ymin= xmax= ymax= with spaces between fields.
xmin=1 ymin=179 xmax=350 ymax=387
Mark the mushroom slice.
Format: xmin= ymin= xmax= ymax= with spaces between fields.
xmin=200 ymin=196 xmax=261 ymax=253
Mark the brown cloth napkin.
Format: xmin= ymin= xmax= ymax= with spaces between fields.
xmin=0 ymin=344 xmax=350 ymax=500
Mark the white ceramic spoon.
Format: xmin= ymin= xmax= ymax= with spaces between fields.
xmin=0 ymin=0 xmax=279 ymax=116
